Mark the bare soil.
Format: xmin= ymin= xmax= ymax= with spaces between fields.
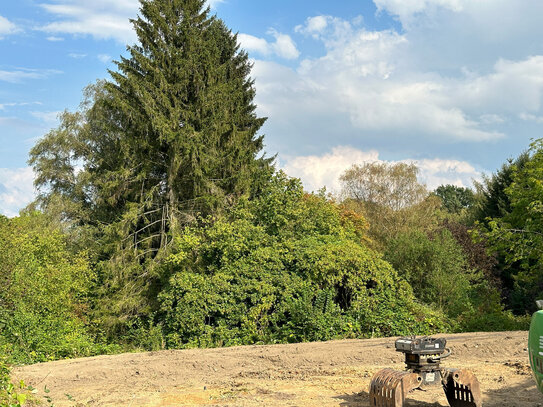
xmin=13 ymin=331 xmax=543 ymax=406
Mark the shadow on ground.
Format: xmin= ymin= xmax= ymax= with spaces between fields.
xmin=336 ymin=376 xmax=543 ymax=406
xmin=334 ymin=390 xmax=441 ymax=407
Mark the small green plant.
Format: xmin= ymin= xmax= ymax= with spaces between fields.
xmin=38 ymin=384 xmax=56 ymax=406
xmin=0 ymin=358 xmax=27 ymax=407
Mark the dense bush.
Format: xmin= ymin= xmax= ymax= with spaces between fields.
xmin=157 ymin=173 xmax=447 ymax=348
xmin=385 ymin=229 xmax=474 ymax=318
xmin=384 ymin=227 xmax=528 ymax=331
xmin=0 ymin=213 xmax=97 ymax=363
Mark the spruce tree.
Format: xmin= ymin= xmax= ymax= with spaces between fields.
xmin=29 ymin=0 xmax=270 ymax=334
xmin=108 ymin=0 xmax=267 ymax=217
xmin=31 ymin=0 xmax=269 ymax=246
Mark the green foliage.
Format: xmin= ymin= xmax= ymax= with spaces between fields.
xmin=0 ymin=358 xmax=26 ymax=407
xmin=0 ymin=213 xmax=96 ymax=364
xmin=441 ymin=220 xmax=498 ymax=284
xmin=384 ymin=225 xmax=517 ymax=331
xmin=340 ymin=162 xmax=427 ymax=210
xmin=340 ymin=161 xmax=441 ymax=249
xmin=8 ymin=0 xmax=525 ymax=366
xmin=30 ymin=0 xmax=269 ymax=227
xmin=456 ymin=286 xmax=530 ymax=332
xmin=480 ymin=140 xmax=543 ymax=313
xmin=474 ymin=151 xmax=530 ymax=223
xmin=28 ymin=0 xmax=272 ymax=335
xmin=339 ymin=160 xmax=515 ymax=331
xmin=385 ymin=229 xmax=474 ymax=318
xmin=158 ymin=173 xmax=446 ymax=348
xmin=433 ymin=184 xmax=475 ymax=214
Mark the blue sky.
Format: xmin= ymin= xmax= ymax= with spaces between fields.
xmin=1 ymin=0 xmax=543 ymax=216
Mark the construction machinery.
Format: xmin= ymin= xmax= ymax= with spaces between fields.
xmin=528 ymin=300 xmax=543 ymax=394
xmin=369 ymin=336 xmax=482 ymax=406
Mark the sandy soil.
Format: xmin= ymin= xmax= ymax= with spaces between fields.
xmin=13 ymin=331 xmax=543 ymax=406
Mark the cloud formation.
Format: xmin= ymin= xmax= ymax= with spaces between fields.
xmin=98 ymin=54 xmax=112 ymax=63
xmin=374 ymin=0 xmax=466 ymax=25
xmin=38 ymin=0 xmax=225 ymax=43
xmin=39 ymin=0 xmax=138 ymax=43
xmin=45 ymin=35 xmax=64 ymax=41
xmin=31 ymin=111 xmax=61 ymax=123
xmin=280 ymin=146 xmax=481 ymax=194
xmin=0 ymin=167 xmax=35 ymax=218
xmin=0 ymin=102 xmax=42 ymax=110
xmin=257 ymin=15 xmax=519 ymax=147
xmin=68 ymin=52 xmax=87 ymax=59
xmin=0 ymin=15 xmax=18 ymax=38
xmin=251 ymin=3 xmax=543 ymax=171
xmin=0 ymin=69 xmax=62 ymax=84
xmin=238 ymin=30 xmax=300 ymax=60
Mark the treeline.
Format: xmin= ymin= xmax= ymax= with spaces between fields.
xmin=0 ymin=0 xmax=537 ymax=377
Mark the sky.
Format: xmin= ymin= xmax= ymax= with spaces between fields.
xmin=1 ymin=0 xmax=543 ymax=216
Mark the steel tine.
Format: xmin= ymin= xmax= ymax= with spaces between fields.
xmin=442 ymin=368 xmax=482 ymax=407
xmin=370 ymin=369 xmax=422 ymax=407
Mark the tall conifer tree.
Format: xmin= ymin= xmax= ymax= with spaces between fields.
xmin=29 ymin=0 xmax=270 ymax=331
xmin=31 ymin=0 xmax=268 ymax=249
xmin=108 ymin=0 xmax=267 ymax=217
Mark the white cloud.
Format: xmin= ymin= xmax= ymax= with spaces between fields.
xmin=252 ymin=24 xmax=505 ymax=145
xmin=456 ymin=57 xmax=543 ymax=115
xmin=0 ymin=167 xmax=36 ymax=218
xmin=281 ymin=146 xmax=380 ymax=194
xmin=280 ymin=146 xmax=481 ymax=194
xmin=374 ymin=0 xmax=466 ymax=25
xmin=0 ymin=69 xmax=62 ymax=84
xmin=376 ymin=0 xmax=543 ymax=73
xmin=40 ymin=1 xmax=137 ymax=44
xmin=31 ymin=111 xmax=61 ymax=123
xmin=238 ymin=34 xmax=270 ymax=55
xmin=519 ymin=113 xmax=543 ymax=124
xmin=207 ymin=0 xmax=225 ymax=7
xmin=295 ymin=16 xmax=329 ymax=37
xmin=68 ymin=52 xmax=87 ymax=59
xmin=98 ymin=54 xmax=112 ymax=63
xmin=294 ymin=15 xmax=361 ymax=46
xmin=415 ymin=158 xmax=480 ymax=190
xmin=46 ymin=36 xmax=64 ymax=41
xmin=249 ymin=3 xmax=543 ymax=169
xmin=0 ymin=101 xmax=42 ymax=110
xmin=479 ymin=114 xmax=505 ymax=125
xmin=269 ymin=29 xmax=300 ymax=60
xmin=39 ymin=0 xmax=225 ymax=44
xmin=238 ymin=31 xmax=299 ymax=60
xmin=252 ymin=8 xmax=543 ymax=153
xmin=0 ymin=103 xmax=18 ymax=110
xmin=0 ymin=15 xmax=18 ymax=38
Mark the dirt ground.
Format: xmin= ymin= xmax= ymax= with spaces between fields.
xmin=13 ymin=331 xmax=543 ymax=406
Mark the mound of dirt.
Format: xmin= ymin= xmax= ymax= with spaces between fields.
xmin=13 ymin=331 xmax=542 ymax=406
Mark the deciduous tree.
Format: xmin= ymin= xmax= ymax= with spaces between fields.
xmin=340 ymin=162 xmax=439 ymax=247
xmin=433 ymin=184 xmax=475 ymax=214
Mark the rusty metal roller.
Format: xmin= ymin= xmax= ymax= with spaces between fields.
xmin=368 ymin=336 xmax=482 ymax=407
xmin=369 ymin=369 xmax=422 ymax=406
